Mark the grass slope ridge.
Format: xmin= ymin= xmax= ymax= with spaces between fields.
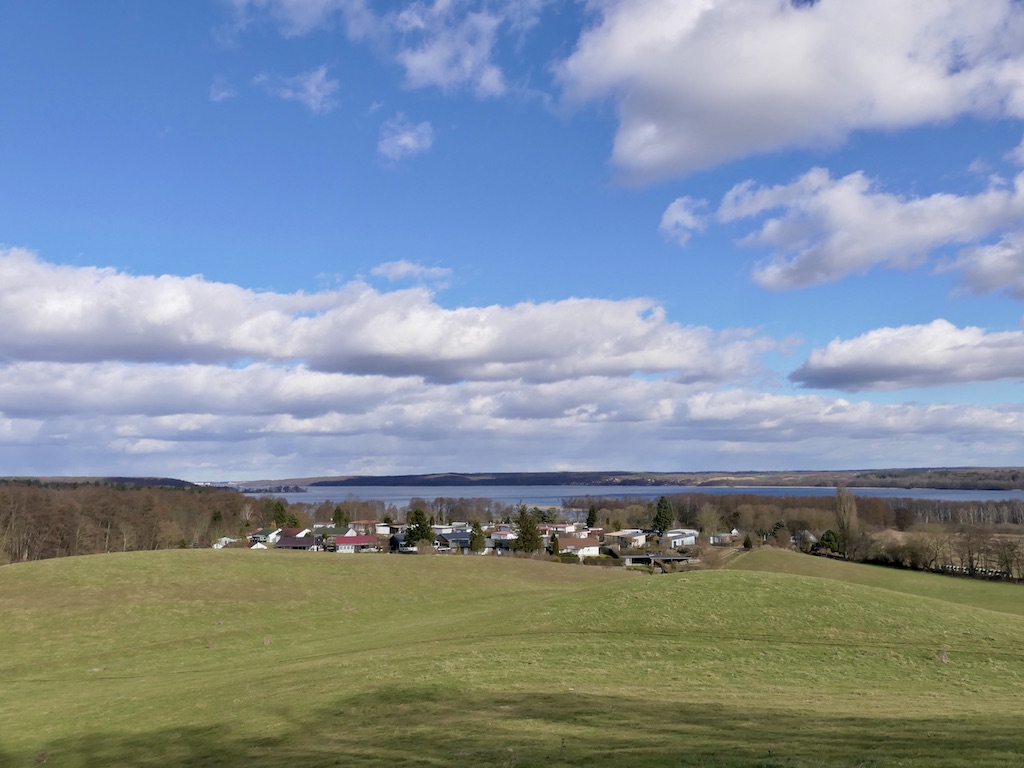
xmin=728 ymin=547 xmax=1024 ymax=616
xmin=2 ymin=551 xmax=1022 ymax=767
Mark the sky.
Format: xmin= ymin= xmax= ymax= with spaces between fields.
xmin=3 ymin=0 xmax=1024 ymax=481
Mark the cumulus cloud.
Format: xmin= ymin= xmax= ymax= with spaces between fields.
xmin=1 ymin=250 xmax=1021 ymax=478
xmin=0 ymin=248 xmax=775 ymax=384
xmin=253 ymin=65 xmax=339 ymax=113
xmin=659 ymin=196 xmax=706 ymax=247
xmin=941 ymin=235 xmax=1024 ymax=298
xmin=791 ymin=319 xmax=1024 ymax=391
xmin=377 ymin=114 xmax=435 ymax=160
xmin=394 ymin=7 xmax=506 ymax=96
xmin=715 ymin=168 xmax=1024 ymax=290
xmin=558 ymin=0 xmax=1024 ymax=179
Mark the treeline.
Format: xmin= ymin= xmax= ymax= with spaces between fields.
xmin=562 ymin=493 xmax=1024 ymax=530
xmin=0 ymin=481 xmax=530 ymax=564
xmin=0 ymin=480 xmax=258 ymax=563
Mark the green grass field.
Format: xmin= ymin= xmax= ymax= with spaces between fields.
xmin=1 ymin=550 xmax=1022 ymax=767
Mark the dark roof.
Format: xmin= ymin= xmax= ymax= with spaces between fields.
xmin=274 ymin=536 xmax=314 ymax=549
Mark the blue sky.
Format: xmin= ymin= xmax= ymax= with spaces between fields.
xmin=3 ymin=0 xmax=1024 ymax=481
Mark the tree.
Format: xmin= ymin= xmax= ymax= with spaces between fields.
xmin=696 ymin=503 xmax=722 ymax=541
xmin=405 ymin=509 xmax=434 ymax=551
xmin=511 ymin=505 xmax=541 ymax=554
xmin=550 ymin=535 xmax=560 ymax=556
xmin=586 ymin=504 xmax=597 ymax=529
xmin=469 ymin=520 xmax=486 ymax=552
xmin=834 ymin=485 xmax=858 ymax=560
xmin=819 ymin=529 xmax=839 ymax=553
xmin=654 ymin=496 xmax=673 ymax=535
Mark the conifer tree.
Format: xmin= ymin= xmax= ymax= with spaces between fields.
xmin=511 ymin=505 xmax=541 ymax=553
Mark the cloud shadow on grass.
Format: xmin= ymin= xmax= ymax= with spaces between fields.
xmin=15 ymin=687 xmax=1023 ymax=767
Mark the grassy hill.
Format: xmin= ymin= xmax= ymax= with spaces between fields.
xmin=727 ymin=547 xmax=1024 ymax=616
xmin=2 ymin=551 xmax=1023 ymax=767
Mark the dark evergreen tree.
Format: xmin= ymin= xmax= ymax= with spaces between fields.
xmin=469 ymin=520 xmax=486 ymax=552
xmin=654 ymin=495 xmax=674 ymax=535
xmin=405 ymin=509 xmax=434 ymax=549
xmin=586 ymin=504 xmax=597 ymax=528
xmin=511 ymin=505 xmax=542 ymax=553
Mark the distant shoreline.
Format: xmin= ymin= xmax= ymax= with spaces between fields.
xmin=228 ymin=467 xmax=1024 ymax=492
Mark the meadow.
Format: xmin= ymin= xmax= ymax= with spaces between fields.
xmin=1 ymin=549 xmax=1022 ymax=767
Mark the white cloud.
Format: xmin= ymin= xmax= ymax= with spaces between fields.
xmin=253 ymin=65 xmax=339 ymax=113
xmin=377 ymin=114 xmax=435 ymax=160
xmin=791 ymin=319 xmax=1024 ymax=391
xmin=222 ymin=0 xmax=377 ymax=39
xmin=224 ymin=1 xmax=550 ymax=98
xmin=4 ymin=362 xmax=1022 ymax=478
xmin=558 ymin=0 xmax=1024 ymax=179
xmin=209 ymin=76 xmax=237 ymax=103
xmin=0 ymin=248 xmax=776 ymax=384
xmin=1007 ymin=134 xmax=1024 ymax=166
xmin=941 ymin=235 xmax=1024 ymax=298
xmin=1 ymin=250 xmax=1020 ymax=477
xmin=716 ymin=168 xmax=1024 ymax=290
xmin=659 ymin=196 xmax=706 ymax=247
xmin=395 ymin=8 xmax=506 ymax=96
xmin=370 ymin=259 xmax=451 ymax=283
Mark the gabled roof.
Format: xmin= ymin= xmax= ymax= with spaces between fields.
xmin=274 ymin=536 xmax=314 ymax=549
xmin=439 ymin=531 xmax=472 ymax=544
xmin=251 ymin=527 xmax=281 ymax=537
xmin=335 ymin=535 xmax=378 ymax=546
xmin=279 ymin=527 xmax=310 ymax=538
xmin=556 ymin=536 xmax=601 ymax=551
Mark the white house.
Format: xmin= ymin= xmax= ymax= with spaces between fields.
xmin=555 ymin=536 xmax=601 ymax=560
xmin=664 ymin=528 xmax=698 ymax=548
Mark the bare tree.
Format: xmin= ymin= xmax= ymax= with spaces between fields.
xmin=834 ymin=485 xmax=858 ymax=560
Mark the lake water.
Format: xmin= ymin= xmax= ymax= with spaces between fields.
xmin=246 ymin=484 xmax=1024 ymax=508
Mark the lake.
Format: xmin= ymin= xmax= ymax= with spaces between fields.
xmin=246 ymin=484 xmax=1024 ymax=509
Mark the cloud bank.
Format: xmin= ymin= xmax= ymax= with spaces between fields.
xmin=4 ymin=248 xmax=1023 ymax=478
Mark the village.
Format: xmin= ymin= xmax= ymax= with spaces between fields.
xmin=221 ymin=516 xmax=743 ymax=568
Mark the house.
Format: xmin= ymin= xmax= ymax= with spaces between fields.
xmin=664 ymin=528 xmax=698 ymax=548
xmin=539 ymin=522 xmax=576 ymax=537
xmin=349 ymin=520 xmax=390 ymax=536
xmin=274 ymin=536 xmax=317 ymax=550
xmin=211 ymin=536 xmax=239 ymax=549
xmin=489 ymin=527 xmax=517 ymax=546
xmin=389 ymin=533 xmax=425 ymax=553
xmin=249 ymin=527 xmax=281 ymax=545
xmin=710 ymin=530 xmax=739 ymax=546
xmin=555 ymin=536 xmax=601 ymax=560
xmin=620 ymin=553 xmax=690 ymax=568
xmin=437 ymin=531 xmax=473 ymax=553
xmin=334 ymin=535 xmax=379 ymax=553
xmin=605 ymin=529 xmax=647 ymax=549
xmin=278 ymin=527 xmax=311 ymax=539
